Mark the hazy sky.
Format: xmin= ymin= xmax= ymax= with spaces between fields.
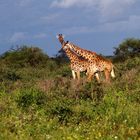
xmin=0 ymin=0 xmax=140 ymax=56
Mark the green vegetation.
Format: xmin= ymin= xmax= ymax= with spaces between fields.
xmin=0 ymin=42 xmax=140 ymax=140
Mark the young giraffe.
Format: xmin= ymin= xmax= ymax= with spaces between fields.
xmin=57 ymin=34 xmax=100 ymax=81
xmin=64 ymin=42 xmax=115 ymax=82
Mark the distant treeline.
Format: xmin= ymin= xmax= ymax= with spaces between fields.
xmin=0 ymin=38 xmax=140 ymax=68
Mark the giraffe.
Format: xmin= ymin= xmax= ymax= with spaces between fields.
xmin=64 ymin=42 xmax=115 ymax=83
xmin=57 ymin=34 xmax=100 ymax=82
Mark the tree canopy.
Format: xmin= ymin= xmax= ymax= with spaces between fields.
xmin=0 ymin=45 xmax=49 ymax=67
xmin=114 ymin=38 xmax=140 ymax=61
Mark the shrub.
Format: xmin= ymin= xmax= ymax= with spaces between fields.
xmin=4 ymin=69 xmax=21 ymax=81
xmin=46 ymin=99 xmax=74 ymax=124
xmin=0 ymin=46 xmax=49 ymax=68
xmin=16 ymin=89 xmax=47 ymax=109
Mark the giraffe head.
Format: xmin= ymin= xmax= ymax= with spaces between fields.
xmin=56 ymin=34 xmax=65 ymax=45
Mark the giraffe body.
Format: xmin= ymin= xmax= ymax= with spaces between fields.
xmin=65 ymin=42 xmax=115 ymax=82
xmin=57 ymin=34 xmax=100 ymax=81
xmin=64 ymin=46 xmax=89 ymax=79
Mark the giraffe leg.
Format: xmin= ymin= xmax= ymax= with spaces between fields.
xmin=104 ymin=69 xmax=110 ymax=83
xmin=95 ymin=73 xmax=100 ymax=83
xmin=87 ymin=73 xmax=93 ymax=82
xmin=72 ymin=70 xmax=76 ymax=79
xmin=76 ymin=71 xmax=80 ymax=80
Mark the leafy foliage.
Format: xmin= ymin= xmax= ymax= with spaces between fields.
xmin=0 ymin=44 xmax=140 ymax=139
xmin=114 ymin=38 xmax=140 ymax=61
xmin=1 ymin=45 xmax=49 ymax=67
xmin=16 ymin=89 xmax=47 ymax=109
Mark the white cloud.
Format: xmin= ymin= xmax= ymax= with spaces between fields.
xmin=98 ymin=0 xmax=136 ymax=22
xmin=40 ymin=13 xmax=60 ymax=24
xmin=34 ymin=33 xmax=47 ymax=39
xmin=62 ymin=26 xmax=91 ymax=35
xmin=96 ymin=15 xmax=140 ymax=32
xmin=51 ymin=0 xmax=97 ymax=8
xmin=61 ymin=15 xmax=140 ymax=35
xmin=18 ymin=0 xmax=34 ymax=6
xmin=10 ymin=32 xmax=26 ymax=43
xmin=51 ymin=0 xmax=136 ymax=9
xmin=51 ymin=0 xmax=138 ymax=21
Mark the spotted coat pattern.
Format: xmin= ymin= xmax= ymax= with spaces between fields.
xmin=57 ymin=34 xmax=100 ymax=81
xmin=65 ymin=42 xmax=115 ymax=82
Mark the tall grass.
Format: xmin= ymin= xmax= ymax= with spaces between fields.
xmin=0 ymin=50 xmax=140 ymax=139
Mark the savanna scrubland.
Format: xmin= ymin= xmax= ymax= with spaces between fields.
xmin=0 ymin=38 xmax=140 ymax=140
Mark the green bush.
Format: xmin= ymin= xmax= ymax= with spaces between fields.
xmin=48 ymin=100 xmax=73 ymax=124
xmin=16 ymin=89 xmax=47 ymax=109
xmin=114 ymin=38 xmax=140 ymax=61
xmin=0 ymin=45 xmax=139 ymax=139
xmin=1 ymin=46 xmax=49 ymax=68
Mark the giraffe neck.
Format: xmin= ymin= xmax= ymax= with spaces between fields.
xmin=64 ymin=48 xmax=81 ymax=62
xmin=60 ymin=40 xmax=65 ymax=45
xmin=69 ymin=43 xmax=97 ymax=61
xmin=57 ymin=36 xmax=80 ymax=62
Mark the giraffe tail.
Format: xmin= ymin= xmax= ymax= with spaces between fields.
xmin=111 ymin=66 xmax=115 ymax=78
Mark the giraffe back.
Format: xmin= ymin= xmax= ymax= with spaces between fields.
xmin=65 ymin=42 xmax=114 ymax=72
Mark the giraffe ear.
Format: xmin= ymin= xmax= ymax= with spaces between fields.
xmin=56 ymin=35 xmax=59 ymax=39
xmin=62 ymin=34 xmax=65 ymax=38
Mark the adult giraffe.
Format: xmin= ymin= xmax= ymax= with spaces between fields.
xmin=57 ymin=34 xmax=100 ymax=82
xmin=63 ymin=41 xmax=115 ymax=82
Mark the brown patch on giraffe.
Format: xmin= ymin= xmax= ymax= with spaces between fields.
xmin=57 ymin=36 xmax=100 ymax=82
xmin=65 ymin=42 xmax=115 ymax=83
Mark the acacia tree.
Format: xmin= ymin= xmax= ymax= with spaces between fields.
xmin=114 ymin=38 xmax=140 ymax=61
xmin=1 ymin=45 xmax=49 ymax=67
